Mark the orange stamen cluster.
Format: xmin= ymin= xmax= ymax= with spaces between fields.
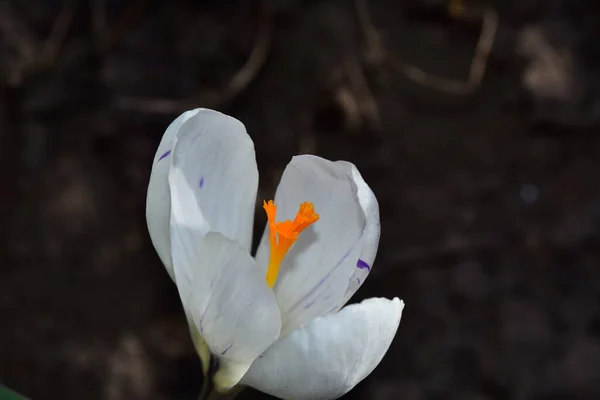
xmin=263 ymin=200 xmax=319 ymax=288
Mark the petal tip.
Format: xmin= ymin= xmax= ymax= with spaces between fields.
xmin=393 ymin=297 xmax=405 ymax=308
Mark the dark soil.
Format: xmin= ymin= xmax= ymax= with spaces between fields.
xmin=1 ymin=0 xmax=600 ymax=399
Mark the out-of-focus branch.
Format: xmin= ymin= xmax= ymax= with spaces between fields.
xmin=0 ymin=4 xmax=37 ymax=62
xmin=0 ymin=0 xmax=149 ymax=87
xmin=39 ymin=0 xmax=79 ymax=66
xmin=117 ymin=3 xmax=272 ymax=114
xmin=0 ymin=0 xmax=79 ymax=86
xmin=355 ymin=0 xmax=499 ymax=95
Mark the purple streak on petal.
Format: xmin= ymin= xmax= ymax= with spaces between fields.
xmin=304 ymin=299 xmax=316 ymax=309
xmin=356 ymin=277 xmax=361 ymax=285
xmin=288 ymin=247 xmax=353 ymax=314
xmin=199 ymin=176 xmax=204 ymax=188
xmin=305 ymin=292 xmax=331 ymax=310
xmin=199 ymin=308 xmax=208 ymax=333
xmin=287 ymin=194 xmax=370 ymax=316
xmin=221 ymin=343 xmax=233 ymax=356
xmin=356 ymin=259 xmax=370 ymax=270
xmin=158 ymin=150 xmax=171 ymax=162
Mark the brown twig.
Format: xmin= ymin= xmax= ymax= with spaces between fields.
xmin=0 ymin=4 xmax=37 ymax=62
xmin=57 ymin=0 xmax=149 ymax=66
xmin=117 ymin=6 xmax=272 ymax=114
xmin=0 ymin=0 xmax=149 ymax=87
xmin=355 ymin=0 xmax=499 ymax=95
xmin=343 ymin=58 xmax=381 ymax=128
xmin=39 ymin=0 xmax=79 ymax=66
xmin=354 ymin=0 xmax=385 ymax=66
xmin=0 ymin=0 xmax=79 ymax=86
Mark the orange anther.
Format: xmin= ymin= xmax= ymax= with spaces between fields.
xmin=263 ymin=200 xmax=319 ymax=287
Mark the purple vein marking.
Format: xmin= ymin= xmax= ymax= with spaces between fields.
xmin=221 ymin=343 xmax=233 ymax=355
xmin=356 ymin=259 xmax=370 ymax=270
xmin=199 ymin=176 xmax=204 ymax=188
xmin=288 ymin=219 xmax=368 ymax=315
xmin=158 ymin=150 xmax=171 ymax=162
xmin=304 ymin=299 xmax=316 ymax=309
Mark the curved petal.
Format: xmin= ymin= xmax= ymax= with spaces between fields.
xmin=241 ymin=297 xmax=404 ymax=400
xmin=169 ymin=108 xmax=258 ymax=252
xmin=168 ymin=121 xmax=278 ymax=391
xmin=146 ymin=109 xmax=201 ymax=280
xmin=168 ymin=159 xmax=210 ymax=302
xmin=167 ymin=111 xmax=257 ymax=311
xmin=254 ymin=155 xmax=378 ymax=336
xmin=184 ymin=232 xmax=281 ymax=391
xmin=337 ymin=162 xmax=380 ymax=307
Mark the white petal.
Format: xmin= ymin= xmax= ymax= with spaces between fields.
xmin=255 ymin=155 xmax=379 ymax=336
xmin=337 ymin=162 xmax=380 ymax=307
xmin=167 ymin=108 xmax=259 ymax=302
xmin=242 ymin=297 xmax=404 ymax=400
xmin=170 ymin=108 xmax=258 ymax=251
xmin=168 ymin=163 xmax=211 ymax=312
xmin=188 ymin=232 xmax=282 ymax=391
xmin=146 ymin=109 xmax=200 ymax=280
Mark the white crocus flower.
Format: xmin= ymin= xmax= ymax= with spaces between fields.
xmin=146 ymin=108 xmax=404 ymax=400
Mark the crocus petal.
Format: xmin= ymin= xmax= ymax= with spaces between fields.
xmin=165 ymin=108 xmax=259 ymax=302
xmin=337 ymin=162 xmax=380 ymax=307
xmin=255 ymin=155 xmax=377 ymax=336
xmin=187 ymin=233 xmax=281 ymax=391
xmin=170 ymin=108 xmax=258 ymax=250
xmin=168 ymin=118 xmax=279 ymax=391
xmin=241 ymin=297 xmax=404 ymax=400
xmin=146 ymin=109 xmax=200 ymax=280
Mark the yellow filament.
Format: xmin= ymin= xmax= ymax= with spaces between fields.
xmin=263 ymin=200 xmax=319 ymax=288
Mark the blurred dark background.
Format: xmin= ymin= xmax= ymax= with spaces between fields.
xmin=1 ymin=0 xmax=600 ymax=399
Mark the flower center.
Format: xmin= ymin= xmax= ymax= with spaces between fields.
xmin=263 ymin=200 xmax=319 ymax=288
